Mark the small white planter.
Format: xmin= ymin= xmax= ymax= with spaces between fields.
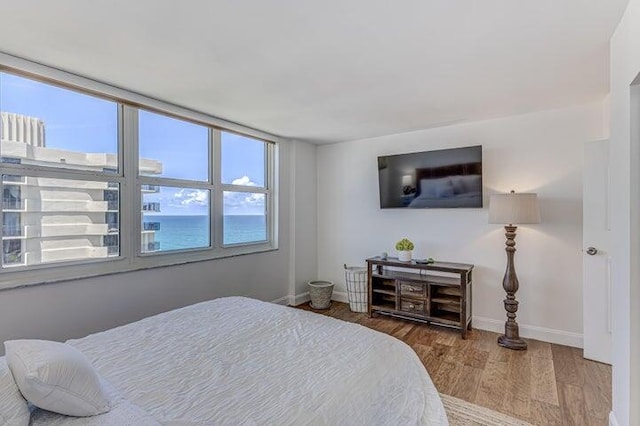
xmin=398 ymin=250 xmax=412 ymax=262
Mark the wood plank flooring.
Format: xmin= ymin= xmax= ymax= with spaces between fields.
xmin=296 ymin=302 xmax=611 ymax=426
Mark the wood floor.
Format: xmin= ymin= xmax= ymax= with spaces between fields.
xmin=297 ymin=302 xmax=611 ymax=426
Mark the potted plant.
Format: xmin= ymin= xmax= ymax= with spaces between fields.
xmin=395 ymin=238 xmax=414 ymax=262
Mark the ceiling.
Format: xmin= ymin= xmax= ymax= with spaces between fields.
xmin=0 ymin=1 xmax=629 ymax=143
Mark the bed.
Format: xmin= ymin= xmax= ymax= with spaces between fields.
xmin=17 ymin=297 xmax=448 ymax=425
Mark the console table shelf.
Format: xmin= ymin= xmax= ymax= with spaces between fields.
xmin=366 ymin=257 xmax=474 ymax=339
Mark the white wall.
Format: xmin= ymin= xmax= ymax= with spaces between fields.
xmin=0 ymin=139 xmax=321 ymax=354
xmin=290 ymin=141 xmax=319 ymax=303
xmin=317 ymin=102 xmax=605 ymax=346
xmin=609 ymin=1 xmax=640 ymax=424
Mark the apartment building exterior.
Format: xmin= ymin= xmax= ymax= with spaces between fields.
xmin=0 ymin=112 xmax=162 ymax=266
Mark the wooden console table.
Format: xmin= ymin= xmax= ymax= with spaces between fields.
xmin=366 ymin=257 xmax=474 ymax=339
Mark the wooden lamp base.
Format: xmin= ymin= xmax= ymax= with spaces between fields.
xmin=498 ymin=225 xmax=527 ymax=351
xmin=498 ymin=333 xmax=527 ymax=350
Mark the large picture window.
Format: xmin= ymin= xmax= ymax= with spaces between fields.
xmin=0 ymin=67 xmax=276 ymax=285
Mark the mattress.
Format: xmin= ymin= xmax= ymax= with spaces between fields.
xmin=31 ymin=297 xmax=448 ymax=425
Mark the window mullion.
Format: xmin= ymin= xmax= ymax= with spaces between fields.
xmin=137 ymin=176 xmax=213 ymax=190
xmin=268 ymin=142 xmax=277 ymax=246
xmin=122 ymin=105 xmax=138 ymax=262
xmin=213 ymin=129 xmax=222 ymax=250
xmin=220 ymin=185 xmax=268 ymax=194
xmin=0 ymin=164 xmax=124 ymax=183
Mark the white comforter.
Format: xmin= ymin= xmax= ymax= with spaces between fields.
xmin=32 ymin=297 xmax=448 ymax=425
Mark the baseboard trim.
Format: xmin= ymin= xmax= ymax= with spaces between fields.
xmin=609 ymin=411 xmax=619 ymax=426
xmin=290 ymin=290 xmax=350 ymax=306
xmin=332 ymin=291 xmax=349 ymax=303
xmin=271 ymin=296 xmax=290 ymax=306
xmin=288 ymin=297 xmax=583 ymax=347
xmin=291 ymin=292 xmax=310 ymax=306
xmin=473 ymin=316 xmax=583 ymax=348
xmin=284 ymin=291 xmax=580 ymax=348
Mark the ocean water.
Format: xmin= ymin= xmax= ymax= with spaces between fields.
xmin=143 ymin=215 xmax=266 ymax=251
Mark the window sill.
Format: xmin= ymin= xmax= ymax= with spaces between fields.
xmin=0 ymin=244 xmax=278 ymax=292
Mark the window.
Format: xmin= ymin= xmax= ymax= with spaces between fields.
xmin=138 ymin=110 xmax=209 ymax=181
xmin=1 ymin=70 xmax=123 ymax=268
xmin=0 ymin=65 xmax=276 ymax=286
xmin=138 ymin=110 xmax=211 ymax=253
xmin=140 ymin=185 xmax=210 ymax=253
xmin=3 ymin=239 xmax=22 ymax=265
xmin=0 ymin=72 xmax=118 ymax=172
xmin=3 ymin=184 xmax=21 ymax=210
xmin=103 ymin=234 xmax=119 ymax=256
xmin=3 ymin=211 xmax=21 ymax=236
xmin=221 ymin=132 xmax=268 ymax=245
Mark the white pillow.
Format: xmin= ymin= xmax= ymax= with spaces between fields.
xmin=449 ymin=175 xmax=466 ymax=194
xmin=456 ymin=174 xmax=482 ymax=193
xmin=5 ymin=339 xmax=111 ymax=417
xmin=0 ymin=357 xmax=30 ymax=426
xmin=419 ymin=177 xmax=453 ymax=198
xmin=449 ymin=174 xmax=483 ymax=195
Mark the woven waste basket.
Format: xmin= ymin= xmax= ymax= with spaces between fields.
xmin=308 ymin=280 xmax=334 ymax=309
xmin=344 ymin=265 xmax=368 ymax=313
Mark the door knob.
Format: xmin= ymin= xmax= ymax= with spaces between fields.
xmin=586 ymin=247 xmax=598 ymax=256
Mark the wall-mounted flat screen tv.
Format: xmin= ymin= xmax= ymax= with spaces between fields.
xmin=378 ymin=145 xmax=483 ymax=209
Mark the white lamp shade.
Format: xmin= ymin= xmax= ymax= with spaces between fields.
xmin=489 ymin=192 xmax=541 ymax=225
xmin=401 ymin=175 xmax=413 ymax=187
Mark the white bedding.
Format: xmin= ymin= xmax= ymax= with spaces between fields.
xmin=31 ymin=297 xmax=448 ymax=425
xmin=408 ymin=191 xmax=482 ymax=208
xmin=30 ymin=379 xmax=160 ymax=426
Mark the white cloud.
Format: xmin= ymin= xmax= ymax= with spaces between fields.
xmin=223 ymin=191 xmax=265 ymax=206
xmin=223 ymin=178 xmax=265 ymax=214
xmin=231 ymin=176 xmax=257 ymax=186
xmin=224 ymin=176 xmax=264 ymax=210
xmin=173 ymin=189 xmax=209 ymax=206
xmin=246 ymin=193 xmax=265 ymax=203
xmin=144 ymin=177 xmax=264 ymax=215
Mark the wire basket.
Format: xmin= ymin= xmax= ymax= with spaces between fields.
xmin=344 ymin=265 xmax=368 ymax=313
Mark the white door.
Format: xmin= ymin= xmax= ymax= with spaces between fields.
xmin=583 ymin=140 xmax=612 ymax=364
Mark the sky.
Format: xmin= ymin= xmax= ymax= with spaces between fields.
xmin=0 ymin=72 xmax=266 ymax=215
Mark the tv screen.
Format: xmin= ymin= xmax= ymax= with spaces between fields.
xmin=378 ymin=145 xmax=483 ymax=209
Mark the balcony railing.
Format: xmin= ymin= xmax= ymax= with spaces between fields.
xmin=142 ymin=202 xmax=161 ymax=212
xmin=145 ymin=241 xmax=161 ymax=251
xmin=3 ymin=200 xmax=22 ymax=210
xmin=141 ymin=184 xmax=160 ymax=193
xmin=1 ymin=157 xmax=21 ymax=165
xmin=143 ymin=221 xmax=161 ymax=231
xmin=107 ymin=199 xmax=119 ymax=210
xmin=107 ymin=199 xmax=119 ymax=211
xmin=2 ymin=175 xmax=24 ymax=183
xmin=2 ymin=240 xmax=22 ymax=265
xmin=2 ymin=226 xmax=21 ymax=237
xmin=3 ymin=252 xmax=22 ymax=265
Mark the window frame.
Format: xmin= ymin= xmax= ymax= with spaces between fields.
xmin=0 ymin=54 xmax=280 ymax=289
xmin=218 ymin=130 xmax=271 ymax=248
